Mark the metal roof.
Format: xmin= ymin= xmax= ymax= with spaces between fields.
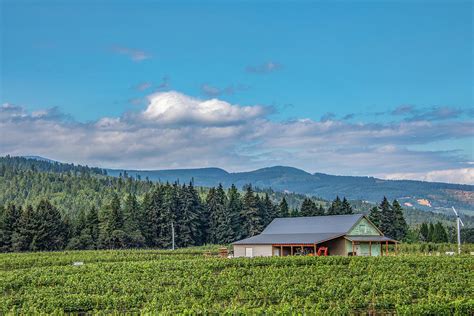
xmin=345 ymin=236 xmax=397 ymax=242
xmin=232 ymin=214 xmax=375 ymax=245
xmin=261 ymin=214 xmax=364 ymax=235
xmin=232 ymin=233 xmax=344 ymax=245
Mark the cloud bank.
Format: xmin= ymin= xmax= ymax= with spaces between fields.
xmin=1 ymin=92 xmax=473 ymax=184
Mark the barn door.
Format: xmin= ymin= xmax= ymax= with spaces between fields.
xmin=245 ymin=247 xmax=253 ymax=258
xmin=355 ymin=244 xmax=361 ymax=256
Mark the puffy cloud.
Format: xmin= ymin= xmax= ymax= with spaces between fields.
xmin=0 ymin=92 xmax=473 ymax=184
xmin=142 ymin=91 xmax=268 ymax=125
xmin=384 ymin=168 xmax=474 ymax=185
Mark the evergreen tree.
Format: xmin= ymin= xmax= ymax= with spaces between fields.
xmin=207 ymin=185 xmax=232 ymax=244
xmin=341 ymin=197 xmax=353 ymax=215
xmin=433 ymin=222 xmax=448 ymax=243
xmin=379 ymin=197 xmax=394 ymax=237
xmin=11 ymin=205 xmax=37 ymax=252
xmin=300 ymin=198 xmax=316 ymax=216
xmin=122 ymin=193 xmax=145 ymax=247
xmin=327 ymin=196 xmax=343 ymax=215
xmin=0 ymin=203 xmax=21 ymax=252
xmin=315 ymin=205 xmax=326 ymax=216
xmin=158 ymin=183 xmax=178 ymax=248
xmin=142 ymin=188 xmax=163 ymax=247
xmin=261 ymin=193 xmax=277 ymax=226
xmin=33 ymin=200 xmax=66 ymax=251
xmin=419 ymin=222 xmax=429 ymax=242
xmin=86 ymin=206 xmax=99 ymax=246
xmin=177 ymin=183 xmax=202 ymax=247
xmin=391 ymin=199 xmax=408 ymax=240
xmin=278 ymin=197 xmax=290 ymax=218
xmin=368 ymin=206 xmax=381 ymax=228
xmin=227 ymin=184 xmax=243 ymax=241
xmin=241 ymin=185 xmax=263 ymax=237
xmin=427 ymin=222 xmax=435 ymax=242
xmin=99 ymin=193 xmax=125 ymax=249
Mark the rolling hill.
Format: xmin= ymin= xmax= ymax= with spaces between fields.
xmin=106 ymin=166 xmax=474 ymax=215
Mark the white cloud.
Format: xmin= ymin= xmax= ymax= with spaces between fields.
xmin=0 ymin=91 xmax=473 ymax=184
xmin=383 ymin=168 xmax=474 ymax=185
xmin=142 ymin=91 xmax=268 ymax=125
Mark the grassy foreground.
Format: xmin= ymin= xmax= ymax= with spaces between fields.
xmin=1 ymin=248 xmax=473 ymax=315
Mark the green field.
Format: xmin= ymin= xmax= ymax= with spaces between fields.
xmin=1 ymin=248 xmax=473 ymax=315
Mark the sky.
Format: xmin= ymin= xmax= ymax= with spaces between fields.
xmin=1 ymin=0 xmax=473 ymax=184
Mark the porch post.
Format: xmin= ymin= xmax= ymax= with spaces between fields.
xmin=385 ymin=241 xmax=388 ymax=256
xmin=291 ymin=245 xmax=294 ymax=256
xmin=314 ymin=243 xmax=317 ymax=255
xmin=352 ymin=241 xmax=355 ymax=256
xmin=280 ymin=245 xmax=283 ymax=256
xmin=369 ymin=241 xmax=372 ymax=256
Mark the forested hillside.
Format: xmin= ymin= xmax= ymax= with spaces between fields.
xmin=107 ymin=166 xmax=474 ymax=212
xmin=0 ymin=156 xmax=472 ymax=253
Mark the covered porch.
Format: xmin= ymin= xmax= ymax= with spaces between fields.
xmin=272 ymin=243 xmax=330 ymax=256
xmin=344 ymin=236 xmax=398 ymax=256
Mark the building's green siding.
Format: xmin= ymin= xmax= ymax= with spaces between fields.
xmin=348 ymin=218 xmax=380 ymax=236
xmin=345 ymin=240 xmax=382 ymax=256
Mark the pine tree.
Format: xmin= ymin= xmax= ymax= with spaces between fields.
xmin=227 ymin=184 xmax=243 ymax=241
xmin=11 ymin=205 xmax=37 ymax=252
xmin=0 ymin=203 xmax=21 ymax=252
xmin=368 ymin=206 xmax=381 ymax=228
xmin=433 ymin=222 xmax=448 ymax=243
xmin=419 ymin=222 xmax=429 ymax=242
xmin=158 ymin=183 xmax=178 ymax=248
xmin=86 ymin=206 xmax=99 ymax=246
xmin=33 ymin=200 xmax=66 ymax=251
xmin=341 ymin=197 xmax=353 ymax=215
xmin=122 ymin=193 xmax=145 ymax=247
xmin=109 ymin=193 xmax=124 ymax=231
xmin=427 ymin=222 xmax=435 ymax=242
xmin=278 ymin=197 xmax=290 ymax=217
xmin=99 ymin=193 xmax=125 ymax=249
xmin=142 ymin=188 xmax=163 ymax=247
xmin=261 ymin=193 xmax=277 ymax=226
xmin=327 ymin=196 xmax=343 ymax=215
xmin=391 ymin=199 xmax=408 ymax=240
xmin=379 ymin=197 xmax=395 ymax=238
xmin=300 ymin=198 xmax=316 ymax=216
xmin=241 ymin=185 xmax=263 ymax=238
xmin=177 ymin=183 xmax=202 ymax=247
xmin=315 ymin=205 xmax=326 ymax=216
xmin=207 ymin=185 xmax=232 ymax=244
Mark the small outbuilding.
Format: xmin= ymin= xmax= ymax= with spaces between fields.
xmin=232 ymin=214 xmax=397 ymax=257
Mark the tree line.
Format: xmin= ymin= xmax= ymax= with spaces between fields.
xmin=0 ymin=181 xmax=410 ymax=252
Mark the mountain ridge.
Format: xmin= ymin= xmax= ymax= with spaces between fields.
xmin=21 ymin=156 xmax=474 ymax=213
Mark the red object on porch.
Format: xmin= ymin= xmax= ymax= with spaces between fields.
xmin=317 ymin=247 xmax=328 ymax=256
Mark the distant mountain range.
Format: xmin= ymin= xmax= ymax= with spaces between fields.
xmin=105 ymin=166 xmax=474 ymax=215
xmin=16 ymin=156 xmax=473 ymax=215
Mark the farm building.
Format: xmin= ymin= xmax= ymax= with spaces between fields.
xmin=233 ymin=214 xmax=397 ymax=257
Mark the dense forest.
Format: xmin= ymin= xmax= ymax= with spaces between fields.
xmin=0 ymin=156 xmax=470 ymax=252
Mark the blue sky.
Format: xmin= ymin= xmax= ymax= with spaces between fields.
xmin=1 ymin=0 xmax=473 ymax=183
